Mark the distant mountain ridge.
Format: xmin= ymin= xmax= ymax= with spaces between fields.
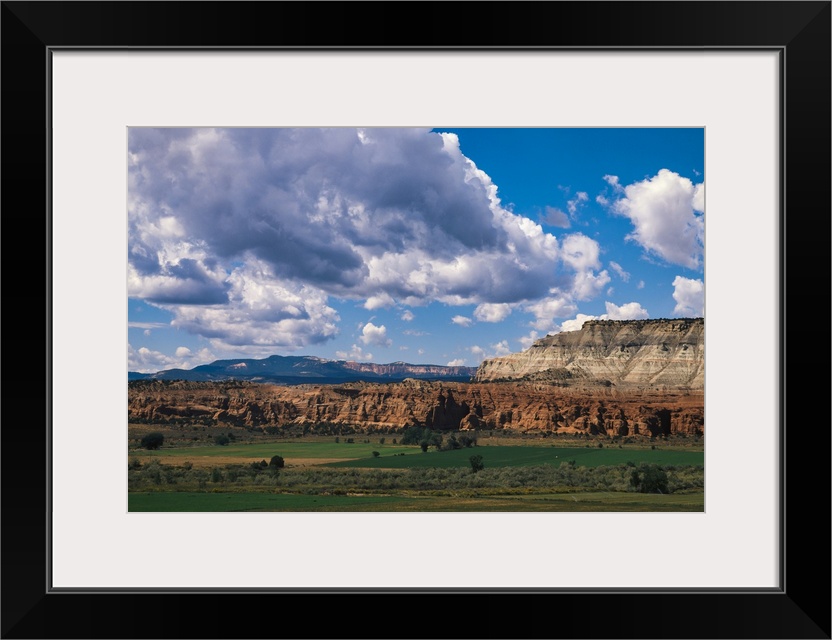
xmin=128 ymin=354 xmax=477 ymax=384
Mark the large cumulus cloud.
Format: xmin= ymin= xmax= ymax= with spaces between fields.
xmin=608 ymin=169 xmax=704 ymax=269
xmin=129 ymin=128 xmax=609 ymax=349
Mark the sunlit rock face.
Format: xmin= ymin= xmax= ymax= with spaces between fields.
xmin=475 ymin=318 xmax=704 ymax=389
xmin=128 ymin=378 xmax=704 ymax=437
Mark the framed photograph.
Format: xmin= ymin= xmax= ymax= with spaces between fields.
xmin=3 ymin=2 xmax=829 ymax=638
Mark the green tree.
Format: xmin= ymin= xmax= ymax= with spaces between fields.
xmin=372 ymin=451 xmax=380 ymax=458
xmin=629 ymin=464 xmax=669 ymax=493
xmin=269 ymin=455 xmax=285 ymax=469
xmin=140 ymin=432 xmax=164 ymax=450
xmin=401 ymin=426 xmax=423 ymax=445
xmin=469 ymin=454 xmax=484 ymax=473
xmin=214 ymin=435 xmax=230 ymax=446
xmin=459 ymin=433 xmax=476 ymax=448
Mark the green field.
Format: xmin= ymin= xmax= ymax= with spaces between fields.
xmin=133 ymin=440 xmax=703 ymax=469
xmin=328 ymin=446 xmax=703 ymax=469
xmin=133 ymin=440 xmax=420 ymax=460
xmin=129 ymin=437 xmax=703 ymax=512
xmin=129 ymin=490 xmax=704 ymax=512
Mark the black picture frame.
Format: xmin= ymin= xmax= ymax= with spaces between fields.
xmin=2 ymin=2 xmax=829 ymax=638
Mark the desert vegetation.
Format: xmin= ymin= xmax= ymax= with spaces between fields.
xmin=127 ymin=426 xmax=703 ymax=512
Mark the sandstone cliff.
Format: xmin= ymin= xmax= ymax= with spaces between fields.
xmin=128 ymin=379 xmax=703 ymax=437
xmin=475 ymin=318 xmax=704 ymax=388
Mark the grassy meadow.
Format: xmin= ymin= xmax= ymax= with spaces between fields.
xmin=128 ymin=429 xmax=704 ymax=512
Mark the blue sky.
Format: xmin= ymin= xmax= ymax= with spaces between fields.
xmin=128 ymin=128 xmax=704 ymax=373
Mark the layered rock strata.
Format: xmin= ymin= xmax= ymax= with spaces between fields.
xmin=475 ymin=318 xmax=704 ymax=388
xmin=128 ymin=379 xmax=704 ymax=437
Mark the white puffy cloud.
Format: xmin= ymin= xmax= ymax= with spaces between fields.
xmin=518 ymin=331 xmax=540 ymax=349
xmin=609 ymin=169 xmax=704 ymax=269
xmin=558 ymin=313 xmax=600 ymax=333
xmin=672 ymin=276 xmax=704 ymax=316
xmin=558 ymin=233 xmax=611 ymax=300
xmin=524 ymin=295 xmax=578 ymax=332
xmin=560 ymin=233 xmax=602 ymax=272
xmin=474 ymin=303 xmax=512 ymax=323
xmin=129 ymin=344 xmax=179 ymax=372
xmin=555 ymin=300 xmax=649 ymax=333
xmin=492 ymin=340 xmax=511 ymax=356
xmin=567 ymin=191 xmax=588 ymax=217
xmin=603 ymin=174 xmax=623 ymax=192
xmin=360 ymin=322 xmax=392 ymax=347
xmin=570 ymin=269 xmax=612 ymax=301
xmin=128 ymin=343 xmax=216 ymax=373
xmin=468 ymin=340 xmax=512 ymax=363
xmin=335 ymin=344 xmax=373 ymax=361
xmin=603 ymin=301 xmax=649 ymax=320
xmin=637 ymin=280 xmax=645 ymax=290
xmin=162 ymin=260 xmax=340 ymax=353
xmin=446 ymin=358 xmax=466 ymax=366
xmin=452 ymin=315 xmax=473 ymax=327
xmin=129 ymin=128 xmax=567 ymax=309
xmin=400 ymin=310 xmax=415 ymax=322
xmin=128 ymin=128 xmax=616 ymax=351
xmin=692 ymin=183 xmax=705 ymax=213
xmin=609 ymin=261 xmax=630 ymax=282
xmin=364 ymin=293 xmax=395 ymax=310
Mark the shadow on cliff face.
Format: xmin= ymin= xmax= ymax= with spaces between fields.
xmin=424 ymin=390 xmax=470 ymax=429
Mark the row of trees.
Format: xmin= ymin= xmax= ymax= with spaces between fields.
xmin=400 ymin=427 xmax=477 ymax=452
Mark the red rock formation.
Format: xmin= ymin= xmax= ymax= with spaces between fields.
xmin=128 ymin=379 xmax=704 ymax=437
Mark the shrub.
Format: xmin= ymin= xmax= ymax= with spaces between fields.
xmin=441 ymin=435 xmax=461 ymax=451
xmin=214 ymin=435 xmax=230 ymax=446
xmin=269 ymin=455 xmax=285 ymax=469
xmin=469 ymin=454 xmax=485 ymax=473
xmin=629 ymin=464 xmax=669 ymax=493
xmin=372 ymin=451 xmax=380 ymax=458
xmin=458 ymin=434 xmax=476 ymax=448
xmin=401 ymin=426 xmax=423 ymax=445
xmin=140 ymin=432 xmax=164 ymax=450
xmin=420 ymin=441 xmax=429 ymax=452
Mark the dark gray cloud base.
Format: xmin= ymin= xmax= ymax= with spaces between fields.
xmin=128 ymin=128 xmax=605 ymax=350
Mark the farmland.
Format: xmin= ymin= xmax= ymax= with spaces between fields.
xmin=128 ymin=431 xmax=704 ymax=512
xmin=129 ymin=490 xmax=704 ymax=512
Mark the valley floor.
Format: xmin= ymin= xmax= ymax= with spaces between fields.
xmin=128 ymin=432 xmax=704 ymax=512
